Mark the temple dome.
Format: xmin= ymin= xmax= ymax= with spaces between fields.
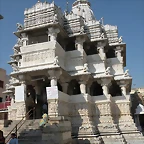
xmin=72 ymin=0 xmax=95 ymax=22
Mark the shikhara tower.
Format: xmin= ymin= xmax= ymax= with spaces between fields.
xmin=4 ymin=0 xmax=144 ymax=143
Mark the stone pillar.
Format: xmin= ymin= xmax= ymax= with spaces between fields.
xmin=98 ymin=78 xmax=111 ymax=98
xmin=118 ymin=80 xmax=129 ymax=97
xmin=97 ymin=41 xmax=106 ymax=61
xmin=115 ymin=46 xmax=123 ymax=63
xmin=15 ymin=75 xmax=27 ymax=120
xmin=79 ymin=81 xmax=87 ymax=94
xmin=87 ymin=80 xmax=93 ymax=95
xmin=34 ymin=84 xmax=41 ymax=104
xmin=60 ymin=75 xmax=70 ymax=93
xmin=79 ymin=75 xmax=90 ymax=94
xmin=75 ymin=36 xmax=85 ymax=51
xmin=47 ymin=27 xmax=60 ymax=41
xmin=61 ymin=82 xmax=69 ymax=93
xmin=48 ymin=69 xmax=62 ymax=87
xmin=21 ymin=33 xmax=28 ymax=46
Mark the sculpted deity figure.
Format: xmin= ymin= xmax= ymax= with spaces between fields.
xmin=16 ymin=23 xmax=24 ymax=31
xmin=100 ymin=33 xmax=105 ymax=39
xmin=53 ymin=14 xmax=58 ymax=23
xmin=13 ymin=48 xmax=19 ymax=55
xmin=105 ymin=67 xmax=111 ymax=75
xmin=80 ymin=26 xmax=85 ymax=34
xmin=124 ymin=69 xmax=130 ymax=77
xmin=83 ymin=63 xmax=89 ymax=72
xmin=5 ymin=84 xmax=10 ymax=90
xmin=119 ymin=36 xmax=123 ymax=43
xmin=53 ymin=56 xmax=59 ymax=65
xmin=11 ymin=63 xmax=19 ymax=72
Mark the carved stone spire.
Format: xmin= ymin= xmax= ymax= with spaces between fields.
xmin=72 ymin=0 xmax=95 ymax=22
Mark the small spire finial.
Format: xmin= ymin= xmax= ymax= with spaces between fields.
xmin=101 ymin=17 xmax=104 ymax=25
xmin=65 ymin=0 xmax=69 ymax=13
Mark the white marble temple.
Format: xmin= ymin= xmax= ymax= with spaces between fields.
xmin=4 ymin=0 xmax=144 ymax=143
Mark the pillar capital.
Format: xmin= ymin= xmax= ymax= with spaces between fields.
xmin=79 ymin=74 xmax=90 ymax=83
xmin=97 ymin=78 xmax=112 ymax=87
xmin=75 ymin=36 xmax=85 ymax=51
xmin=18 ymin=75 xmax=26 ymax=84
xmin=47 ymin=27 xmax=60 ymax=41
xmin=48 ymin=69 xmax=62 ymax=79
xmin=97 ymin=41 xmax=106 ymax=48
xmin=117 ymin=80 xmax=129 ymax=96
xmin=97 ymin=78 xmax=112 ymax=97
xmin=117 ymin=80 xmax=129 ymax=88
xmin=48 ymin=69 xmax=62 ymax=86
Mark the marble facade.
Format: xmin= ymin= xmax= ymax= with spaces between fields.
xmin=4 ymin=0 xmax=144 ymax=143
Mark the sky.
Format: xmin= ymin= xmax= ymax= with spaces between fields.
xmin=0 ymin=0 xmax=144 ymax=88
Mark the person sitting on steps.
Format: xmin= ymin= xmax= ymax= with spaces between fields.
xmin=9 ymin=133 xmax=18 ymax=144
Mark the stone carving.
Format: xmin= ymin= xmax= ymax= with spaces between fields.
xmin=105 ymin=67 xmax=111 ymax=75
xmin=80 ymin=26 xmax=85 ymax=34
xmin=53 ymin=56 xmax=59 ymax=66
xmin=119 ymin=36 xmax=123 ymax=43
xmin=5 ymin=84 xmax=10 ymax=90
xmin=13 ymin=48 xmax=19 ymax=55
xmin=100 ymin=33 xmax=105 ymax=39
xmin=16 ymin=23 xmax=24 ymax=31
xmin=124 ymin=69 xmax=130 ymax=77
xmin=83 ymin=63 xmax=89 ymax=72
xmin=11 ymin=63 xmax=19 ymax=72
xmin=53 ymin=14 xmax=58 ymax=23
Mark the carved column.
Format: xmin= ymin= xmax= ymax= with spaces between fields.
xmin=60 ymin=75 xmax=70 ymax=93
xmin=21 ymin=33 xmax=28 ymax=46
xmin=61 ymin=82 xmax=69 ymax=93
xmin=16 ymin=75 xmax=27 ymax=120
xmin=115 ymin=46 xmax=123 ymax=63
xmin=75 ymin=36 xmax=85 ymax=51
xmin=97 ymin=42 xmax=106 ymax=61
xmin=19 ymin=75 xmax=27 ymax=101
xmin=98 ymin=78 xmax=111 ymax=98
xmin=118 ymin=80 xmax=129 ymax=97
xmin=79 ymin=75 xmax=90 ymax=94
xmin=48 ymin=69 xmax=62 ymax=87
xmin=48 ymin=27 xmax=60 ymax=41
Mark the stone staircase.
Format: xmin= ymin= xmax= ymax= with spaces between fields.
xmin=2 ymin=119 xmax=45 ymax=144
xmin=2 ymin=119 xmax=72 ymax=144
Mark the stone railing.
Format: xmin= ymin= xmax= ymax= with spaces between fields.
xmin=87 ymin=54 xmax=105 ymax=74
xmin=65 ymin=50 xmax=87 ymax=73
xmin=20 ymin=41 xmax=65 ymax=70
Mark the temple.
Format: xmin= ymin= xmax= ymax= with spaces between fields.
xmin=3 ymin=0 xmax=144 ymax=143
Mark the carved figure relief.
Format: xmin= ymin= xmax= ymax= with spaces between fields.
xmin=124 ymin=69 xmax=130 ymax=77
xmin=105 ymin=67 xmax=111 ymax=75
xmin=119 ymin=36 xmax=123 ymax=43
xmin=100 ymin=33 xmax=105 ymax=39
xmin=11 ymin=63 xmax=19 ymax=72
xmin=53 ymin=14 xmax=58 ymax=23
xmin=80 ymin=26 xmax=85 ymax=34
xmin=53 ymin=56 xmax=59 ymax=66
xmin=16 ymin=23 xmax=24 ymax=31
xmin=83 ymin=63 xmax=89 ymax=72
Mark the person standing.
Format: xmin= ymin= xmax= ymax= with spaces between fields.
xmin=9 ymin=133 xmax=18 ymax=144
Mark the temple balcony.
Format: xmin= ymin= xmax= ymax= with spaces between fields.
xmin=87 ymin=54 xmax=106 ymax=75
xmin=18 ymin=41 xmax=65 ymax=72
xmin=65 ymin=49 xmax=87 ymax=75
